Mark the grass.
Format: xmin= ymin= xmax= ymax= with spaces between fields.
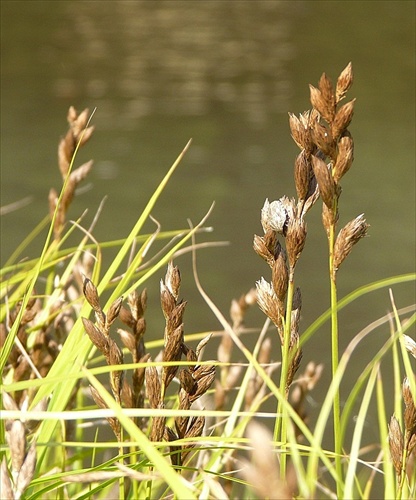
xmin=1 ymin=65 xmax=415 ymax=499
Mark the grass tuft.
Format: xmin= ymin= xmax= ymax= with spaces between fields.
xmin=1 ymin=67 xmax=415 ymax=499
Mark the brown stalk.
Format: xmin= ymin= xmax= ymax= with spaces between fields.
xmin=160 ymin=262 xmax=186 ymax=395
xmin=118 ymin=289 xmax=149 ymax=418
xmin=81 ymin=277 xmax=125 ymax=439
xmin=215 ymin=306 xmax=243 ymax=413
xmin=240 ymin=421 xmax=295 ymax=499
xmin=254 ymin=182 xmax=309 ymax=390
xmin=166 ymin=334 xmax=215 ymax=466
xmin=2 ymin=392 xmax=38 ymax=500
xmin=143 ymin=262 xmax=216 ymax=469
xmin=389 ymin=415 xmax=404 ymax=480
xmin=50 ymin=107 xmax=95 ymax=240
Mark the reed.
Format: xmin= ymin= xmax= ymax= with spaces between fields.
xmin=1 ymin=65 xmax=415 ymax=499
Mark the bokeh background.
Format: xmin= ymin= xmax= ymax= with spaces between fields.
xmin=1 ymin=1 xmax=415 ymax=423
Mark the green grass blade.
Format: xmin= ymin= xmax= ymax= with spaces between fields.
xmin=83 ymin=368 xmax=196 ymax=499
xmin=344 ymin=363 xmax=379 ymax=498
xmin=300 ymin=273 xmax=416 ymax=349
xmin=376 ymin=370 xmax=396 ymax=500
xmin=32 ymin=141 xmax=193 ymax=467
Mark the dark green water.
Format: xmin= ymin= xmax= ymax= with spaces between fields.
xmin=1 ymin=0 xmax=415 ymax=489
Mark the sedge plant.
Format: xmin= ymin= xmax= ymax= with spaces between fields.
xmin=1 ymin=66 xmax=415 ymax=500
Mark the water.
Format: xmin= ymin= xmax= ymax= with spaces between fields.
xmin=1 ymin=0 xmax=415 ymax=483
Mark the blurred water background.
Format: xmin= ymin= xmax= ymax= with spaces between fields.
xmin=1 ymin=0 xmax=415 ymax=442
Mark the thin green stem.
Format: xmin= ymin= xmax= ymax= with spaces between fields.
xmin=119 ymin=428 xmax=125 ymax=500
xmin=329 ymin=217 xmax=343 ymax=497
xmin=396 ymin=433 xmax=412 ymax=500
xmin=275 ymin=275 xmax=295 ymax=479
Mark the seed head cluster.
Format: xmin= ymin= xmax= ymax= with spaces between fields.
xmin=254 ymin=63 xmax=369 ymax=396
xmin=81 ymin=261 xmax=216 ymax=467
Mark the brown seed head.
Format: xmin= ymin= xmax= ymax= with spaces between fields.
xmin=292 ymin=286 xmax=302 ymax=312
xmin=288 ymin=112 xmax=313 ymax=152
xmin=322 ymin=203 xmax=339 ymax=236
xmin=69 ymin=107 xmax=89 ymax=138
xmin=160 ymin=281 xmax=176 ymax=321
xmin=242 ymin=421 xmax=292 ymax=499
xmin=388 ymin=415 xmax=404 ymax=478
xmin=66 ymin=105 xmax=93 ymax=142
xmin=298 ymin=174 xmax=319 ymax=218
xmin=189 ymin=365 xmax=216 ymax=403
xmin=180 ymin=415 xmax=206 ymax=463
xmin=403 ymin=377 xmax=416 ymax=437
xmin=285 ymin=217 xmax=307 ymax=271
xmin=318 ymin=72 xmax=336 ymax=121
xmin=126 ymin=289 xmax=146 ymax=321
xmin=1 ymin=456 xmax=13 ymax=500
xmin=106 ymin=297 xmax=123 ymax=328
xmin=332 ymin=99 xmax=356 ymax=139
xmin=162 ymin=324 xmax=184 ymax=389
xmin=195 ymin=333 xmax=213 ymax=359
xmin=254 ymin=228 xmax=282 ymax=268
xmin=217 ymin=330 xmax=233 ymax=365
xmin=297 ymin=361 xmax=324 ymax=394
xmin=119 ymin=307 xmax=135 ymax=330
xmin=178 ymin=387 xmax=191 ymax=412
xmin=258 ymin=337 xmax=272 ymax=367
xmin=180 ymin=368 xmax=196 ymax=395
xmin=271 ymin=242 xmax=289 ymax=301
xmin=168 ymin=302 xmax=187 ymax=336
xmin=294 ymin=150 xmax=311 ymax=201
xmin=82 ymin=317 xmax=109 ymax=355
xmin=58 ymin=132 xmax=75 ymax=178
xmin=333 ymin=214 xmax=369 ymax=273
xmin=334 ymin=132 xmax=354 ymax=182
xmin=264 ymin=229 xmax=280 ymax=258
xmin=132 ymin=352 xmax=150 ymax=397
xmin=77 ymin=125 xmax=95 ymax=147
xmin=403 ymin=335 xmax=416 ymax=358
xmin=145 ymin=365 xmax=162 ymax=409
xmin=309 ymin=85 xmax=328 ymax=122
xmin=150 ymin=408 xmax=166 ymax=442
xmin=256 ymin=278 xmax=283 ymax=331
xmin=165 ymin=427 xmax=181 ymax=467
xmin=261 ymin=198 xmax=288 ymax=235
xmin=122 ymin=378 xmax=133 ymax=408
xmin=311 ymin=121 xmax=335 ymax=158
xmin=185 ymin=415 xmax=205 ymax=439
xmin=165 ymin=425 xmax=178 ymax=443
xmin=336 ymin=62 xmax=354 ymax=103
xmin=185 ymin=347 xmax=198 ymax=365
xmin=6 ymin=419 xmax=26 ymax=474
xmin=69 ymin=160 xmax=94 ymax=187
xmin=89 ymin=384 xmax=108 ymax=411
xmin=60 ymin=160 xmax=93 ymax=215
xmin=288 ymin=112 xmax=304 ymax=150
xmin=287 ymin=345 xmax=303 ymax=391
xmin=15 ymin=441 xmax=37 ymax=497
xmin=311 ymin=155 xmax=336 ymax=209
xmin=48 ymin=186 xmax=58 ymax=213
xmin=175 ymin=398 xmax=190 ymax=439
xmin=108 ymin=342 xmax=124 ymax=403
xmin=83 ymin=277 xmax=100 ymax=311
xmin=82 ymin=277 xmax=106 ymax=329
xmin=134 ymin=317 xmax=146 ymax=338
xmin=89 ymin=385 xmax=121 ymax=440
xmin=253 ymin=233 xmax=275 ymax=267
xmin=165 ymin=261 xmax=181 ymax=301
xmin=402 ymin=377 xmax=415 ymax=408
xmin=230 ymin=297 xmax=245 ymax=329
